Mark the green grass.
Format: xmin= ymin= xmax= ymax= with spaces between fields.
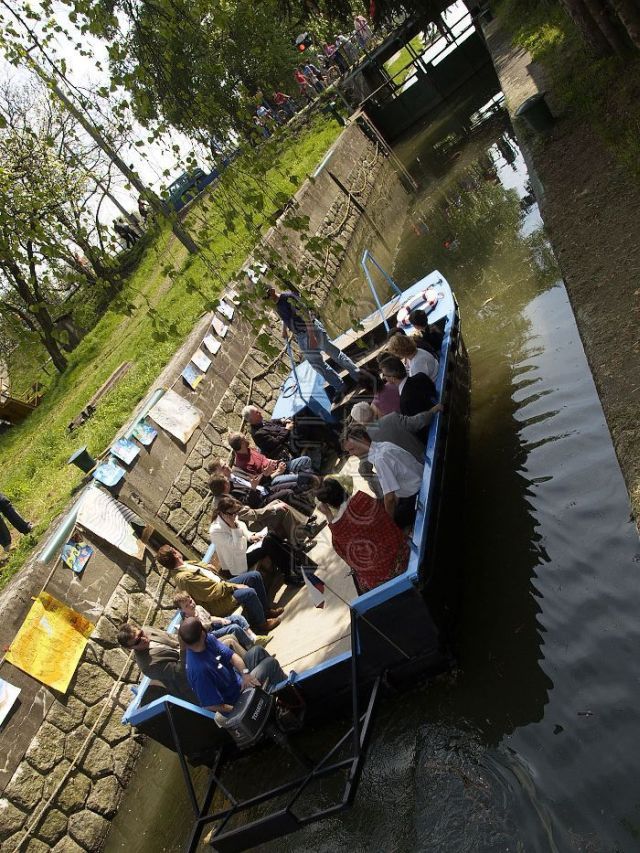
xmin=0 ymin=114 xmax=342 ymax=588
xmin=496 ymin=0 xmax=640 ymax=178
xmin=385 ymin=35 xmax=425 ymax=86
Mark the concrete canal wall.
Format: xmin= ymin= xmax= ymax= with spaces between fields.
xmin=0 ymin=122 xmax=410 ymax=853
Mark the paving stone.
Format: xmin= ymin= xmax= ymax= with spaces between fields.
xmin=100 ymin=645 xmax=135 ymax=681
xmin=68 ymin=810 xmax=109 ymax=851
xmin=84 ymin=703 xmax=130 ymax=747
xmin=105 ymin=587 xmax=129 ymax=626
xmin=112 ymin=738 xmax=142 ymax=785
xmin=127 ymin=591 xmax=155 ymax=625
xmin=4 ymin=762 xmax=44 ymax=811
xmin=35 ymin=808 xmax=67 ymax=847
xmin=71 ymin=663 xmax=115 ymax=706
xmin=23 ymin=837 xmax=50 ymax=853
xmin=54 ymin=771 xmax=91 ymax=815
xmin=194 ymin=436 xmax=213 ymax=458
xmin=90 ymin=615 xmax=118 ymax=645
xmin=76 ymin=735 xmax=114 ymax=780
xmin=173 ymin=468 xmax=192 ymax=495
xmin=51 ymin=837 xmax=85 ymax=853
xmin=186 ymin=453 xmax=204 ymax=472
xmin=119 ymin=571 xmax=146 ymax=593
xmin=167 ymin=507 xmax=191 ymax=532
xmin=0 ymin=799 xmax=28 ymax=841
xmin=85 ymin=775 xmax=122 ymax=818
xmin=181 ymin=487 xmax=206 ymax=516
xmin=44 ymin=695 xmax=85 ymax=736
xmin=25 ymin=722 xmax=65 ymax=773
xmin=42 ymin=759 xmax=72 ymax=801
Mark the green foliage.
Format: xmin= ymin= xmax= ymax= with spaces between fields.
xmin=0 ymin=114 xmax=341 ymax=588
xmin=74 ymin=0 xmax=303 ymax=138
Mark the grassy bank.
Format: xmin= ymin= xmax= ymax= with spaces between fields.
xmin=0 ymin=115 xmax=341 ymax=588
xmin=497 ymin=0 xmax=640 ymax=178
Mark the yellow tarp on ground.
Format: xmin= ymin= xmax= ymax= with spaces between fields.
xmin=6 ymin=592 xmax=94 ymax=693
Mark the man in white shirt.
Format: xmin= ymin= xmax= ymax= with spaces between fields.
xmin=343 ymin=425 xmax=424 ymax=528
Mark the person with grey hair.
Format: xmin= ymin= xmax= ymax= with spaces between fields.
xmin=348 ymin=402 xmax=443 ymax=460
xmin=241 ymin=404 xmax=295 ymax=460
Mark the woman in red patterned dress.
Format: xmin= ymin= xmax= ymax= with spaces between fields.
xmin=315 ymin=478 xmax=409 ymax=593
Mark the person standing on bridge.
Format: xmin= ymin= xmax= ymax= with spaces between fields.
xmin=0 ymin=492 xmax=32 ymax=553
xmin=266 ymin=286 xmax=361 ymax=401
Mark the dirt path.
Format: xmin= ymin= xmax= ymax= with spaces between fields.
xmin=485 ymin=21 xmax=640 ymax=526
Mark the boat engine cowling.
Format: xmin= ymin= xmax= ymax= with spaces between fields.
xmin=215 ymin=687 xmax=274 ymax=749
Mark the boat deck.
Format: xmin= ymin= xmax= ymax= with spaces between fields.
xmin=264 ymin=457 xmax=365 ymax=672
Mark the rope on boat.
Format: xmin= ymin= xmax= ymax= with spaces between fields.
xmin=12 ymin=565 xmax=170 ymax=853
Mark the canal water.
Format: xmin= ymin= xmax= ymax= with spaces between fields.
xmin=105 ymin=70 xmax=640 ymax=852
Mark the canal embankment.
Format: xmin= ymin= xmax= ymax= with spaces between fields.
xmin=0 ymin=122 xmax=411 ymax=853
xmin=483 ymin=18 xmax=640 ymax=526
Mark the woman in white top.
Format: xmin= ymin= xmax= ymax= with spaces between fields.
xmin=209 ymin=496 xmax=304 ymax=586
xmin=385 ymin=332 xmax=439 ymax=382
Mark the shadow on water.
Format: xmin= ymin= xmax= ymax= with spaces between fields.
xmin=106 ymin=67 xmax=640 ymax=853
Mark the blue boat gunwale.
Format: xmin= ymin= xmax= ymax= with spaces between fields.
xmin=123 ymin=268 xmax=459 ymax=725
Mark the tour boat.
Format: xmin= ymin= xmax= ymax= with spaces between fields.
xmin=122 ymin=251 xmax=469 ymax=852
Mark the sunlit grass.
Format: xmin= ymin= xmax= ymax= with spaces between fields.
xmin=0 ymin=114 xmax=342 ymax=588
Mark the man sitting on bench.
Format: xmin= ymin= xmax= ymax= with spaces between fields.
xmin=179 ymin=616 xmax=286 ymax=714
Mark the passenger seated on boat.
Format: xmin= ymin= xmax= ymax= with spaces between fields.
xmin=208 ymin=466 xmax=321 ymax=549
xmin=378 ymin=355 xmax=438 ymax=418
xmin=355 ymin=370 xmax=401 ymax=417
xmin=349 ymin=402 xmax=442 ymax=462
xmin=343 ymin=425 xmax=424 ymax=529
xmin=209 ymin=496 xmax=306 ymax=588
xmin=116 ymin=623 xmax=243 ymax=704
xmin=242 ymin=404 xmax=294 ymax=461
xmin=179 ymin=617 xmax=287 ymax=714
xmin=315 ymin=478 xmax=409 ymax=592
xmin=384 ymin=332 xmax=439 ymax=383
xmin=407 ymin=308 xmax=445 ymax=356
xmin=173 ymin=591 xmax=271 ymax=650
xmin=156 ymin=545 xmax=283 ymax=634
xmin=207 ymin=457 xmax=302 ymax=510
xmin=265 ymin=285 xmax=360 ymax=397
xmin=228 ymin=433 xmax=317 ymax=490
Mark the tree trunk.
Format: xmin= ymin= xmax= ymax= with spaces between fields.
xmin=562 ymin=0 xmax=613 ymax=54
xmin=583 ymin=0 xmax=631 ymax=52
xmin=29 ymin=59 xmax=200 ymax=255
xmin=32 ymin=306 xmax=68 ymax=371
xmin=608 ymin=0 xmax=640 ymax=48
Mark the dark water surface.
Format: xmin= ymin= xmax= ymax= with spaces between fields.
xmin=105 ymin=75 xmax=640 ymax=853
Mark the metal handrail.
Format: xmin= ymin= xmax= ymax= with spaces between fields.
xmin=360 ymin=250 xmax=402 ymax=332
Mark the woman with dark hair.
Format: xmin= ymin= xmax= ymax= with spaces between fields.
xmin=315 ymin=478 xmax=409 ymax=593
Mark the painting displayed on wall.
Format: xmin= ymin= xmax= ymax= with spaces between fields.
xmin=202 ymin=334 xmax=221 ymax=356
xmin=191 ymin=348 xmax=211 ymax=373
xmin=148 ymin=388 xmax=202 ymax=444
xmin=132 ymin=419 xmax=158 ymax=446
xmin=111 ymin=437 xmax=141 ymax=465
xmin=92 ymin=458 xmax=126 ymax=487
xmin=181 ymin=361 xmax=204 ymax=390
xmin=61 ymin=538 xmax=94 ymax=574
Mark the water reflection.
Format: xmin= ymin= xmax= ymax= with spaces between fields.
xmin=106 ymin=67 xmax=640 ymax=853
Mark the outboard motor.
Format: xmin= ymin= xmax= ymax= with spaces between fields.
xmin=215 ymin=687 xmax=274 ymax=749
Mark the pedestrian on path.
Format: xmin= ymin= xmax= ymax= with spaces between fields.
xmin=0 ymin=492 xmax=32 ymax=551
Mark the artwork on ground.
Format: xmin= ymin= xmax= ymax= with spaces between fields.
xmin=191 ymin=348 xmax=212 ymax=373
xmin=132 ymin=419 xmax=158 ymax=446
xmin=5 ymin=592 xmax=94 ymax=693
xmin=148 ymin=387 xmax=202 ymax=444
xmin=111 ymin=437 xmax=141 ymax=465
xmin=92 ymin=457 xmax=126 ymax=487
xmin=202 ymin=334 xmax=221 ymax=356
xmin=212 ymin=316 xmax=228 ymax=338
xmin=0 ymin=678 xmax=20 ymax=727
xmin=77 ymin=485 xmax=145 ymax=558
xmin=217 ymin=299 xmax=235 ymax=320
xmin=61 ymin=538 xmax=93 ymax=574
xmin=226 ymin=288 xmax=239 ymax=303
xmin=182 ymin=361 xmax=204 ymax=390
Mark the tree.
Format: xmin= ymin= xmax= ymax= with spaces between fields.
xmin=74 ymin=0 xmax=301 ymax=139
xmin=0 ymin=87 xmax=123 ymax=372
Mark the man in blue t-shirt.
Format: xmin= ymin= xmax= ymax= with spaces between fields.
xmin=266 ymin=286 xmax=360 ymax=397
xmin=179 ymin=617 xmax=286 ymax=713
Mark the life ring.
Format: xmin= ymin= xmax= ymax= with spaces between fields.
xmin=396 ymin=288 xmax=441 ymax=328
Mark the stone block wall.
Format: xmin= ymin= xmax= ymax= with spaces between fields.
xmin=0 ymin=555 xmax=178 ymax=853
xmin=0 ymin=123 xmax=410 ymax=853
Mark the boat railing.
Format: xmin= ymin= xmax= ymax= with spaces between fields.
xmin=360 ymin=249 xmax=403 ymax=332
